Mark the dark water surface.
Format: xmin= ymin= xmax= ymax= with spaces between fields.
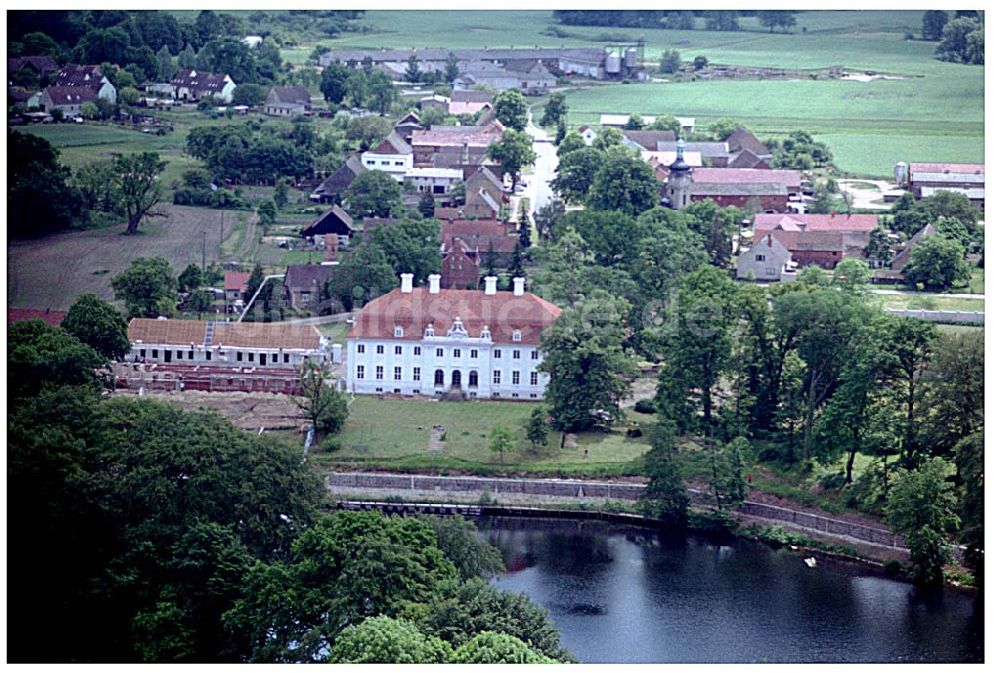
xmin=477 ymin=516 xmax=983 ymax=664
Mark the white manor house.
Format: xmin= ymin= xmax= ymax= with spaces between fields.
xmin=346 ymin=274 xmax=561 ymax=399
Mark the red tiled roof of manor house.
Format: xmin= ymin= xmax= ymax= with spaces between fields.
xmin=348 ymin=288 xmax=561 ymax=345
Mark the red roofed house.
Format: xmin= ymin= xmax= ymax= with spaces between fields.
xmin=441 ymin=241 xmax=481 ymax=290
xmin=224 ymin=271 xmax=251 ymax=303
xmin=448 ymin=89 xmax=493 ymax=116
xmin=347 ymin=273 xmax=559 ymax=399
xmin=751 ymin=213 xmax=878 ymax=269
xmin=440 ymin=218 xmax=518 ymax=265
xmin=8 ymin=308 xmax=68 ymax=327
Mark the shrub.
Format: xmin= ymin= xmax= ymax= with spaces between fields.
xmin=634 ymin=399 xmax=656 ymax=414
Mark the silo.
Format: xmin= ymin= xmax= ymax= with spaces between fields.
xmin=605 ymin=52 xmax=621 ymax=75
xmin=624 ymin=47 xmax=637 ymax=69
xmin=894 ymin=161 xmax=908 ymax=186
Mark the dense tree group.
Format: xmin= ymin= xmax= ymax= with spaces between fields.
xmin=8 ymin=320 xmax=571 ymax=662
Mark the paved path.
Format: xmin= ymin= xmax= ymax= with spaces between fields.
xmin=325 ymin=471 xmax=907 ymax=556
xmin=525 ymin=109 xmax=557 ymax=212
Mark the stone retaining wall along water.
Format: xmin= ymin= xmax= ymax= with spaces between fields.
xmin=326 ymin=472 xmax=906 ymax=549
xmin=884 ymin=308 xmax=985 ymax=325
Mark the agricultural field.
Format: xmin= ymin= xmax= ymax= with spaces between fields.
xmin=563 ymin=75 xmax=983 ymax=178
xmin=285 ymin=9 xmax=981 ymax=179
xmin=285 ymin=10 xmax=924 ymax=71
xmin=7 ymin=205 xmax=242 ymax=310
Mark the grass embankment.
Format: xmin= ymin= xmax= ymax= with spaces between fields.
xmin=310 ymin=396 xmax=652 ymax=477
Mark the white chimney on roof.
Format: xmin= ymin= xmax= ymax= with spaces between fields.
xmin=484 ymin=276 xmax=498 ymax=296
xmin=513 ymin=277 xmax=525 ymax=297
xmin=428 ymin=274 xmax=441 ymax=294
xmin=400 ymin=273 xmax=414 ymax=293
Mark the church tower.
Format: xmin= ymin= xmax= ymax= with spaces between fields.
xmin=666 ymin=136 xmax=692 ymax=209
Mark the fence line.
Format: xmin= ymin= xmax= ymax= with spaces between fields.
xmin=326 ymin=472 xmax=905 ymax=549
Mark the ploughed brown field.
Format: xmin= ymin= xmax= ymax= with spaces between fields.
xmin=8 ymin=205 xmax=240 ymax=311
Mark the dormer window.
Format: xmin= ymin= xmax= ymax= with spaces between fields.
xmin=480 ymin=326 xmax=491 ymax=340
xmin=424 ymin=324 xmax=435 ymax=338
xmin=394 ymin=326 xmax=404 ymax=338
xmin=513 ymin=329 xmax=522 ymax=342
xmin=448 ymin=316 xmax=468 ymax=338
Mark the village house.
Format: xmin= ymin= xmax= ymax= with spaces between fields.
xmin=264 ymin=85 xmax=312 ymax=116
xmin=224 ymin=271 xmax=251 ymax=304
xmin=736 ymin=234 xmax=797 ymax=282
xmin=361 ymin=131 xmax=413 ymax=180
xmin=407 ymin=167 xmax=465 ymax=195
xmin=410 ymin=123 xmax=503 ymax=166
xmin=459 ymin=167 xmax=506 ymax=219
xmin=440 ymin=218 xmax=518 ymax=265
xmin=578 ymin=125 xmax=598 ymax=146
xmin=127 ymin=318 xmax=323 ymax=369
xmin=8 ymin=55 xmax=59 ymax=80
xmin=725 ymin=126 xmax=773 ymax=167
xmin=284 ymin=264 xmax=338 ymax=311
xmin=171 ymin=70 xmax=236 ymax=103
xmin=300 ymin=205 xmax=357 ymax=247
xmin=448 ymin=89 xmax=493 ymax=116
xmin=54 ymin=64 xmax=117 ymax=104
xmin=310 ymin=155 xmax=367 ymax=204
xmin=906 ymin=162 xmax=985 ymax=209
xmin=393 ymin=111 xmax=424 ymax=144
xmin=750 ymin=212 xmax=878 ymax=270
xmin=621 ymin=129 xmax=677 ymax=151
xmin=418 ymin=94 xmax=450 ymax=114
xmin=600 ymin=113 xmax=655 ymax=127
xmin=8 ymin=86 xmax=36 ymax=111
xmin=346 ymin=273 xmax=560 ymax=399
xmin=38 ymin=86 xmax=96 ymax=115
xmin=454 ymin=60 xmax=557 ymax=95
xmin=440 ymin=240 xmax=482 ymax=290
xmin=871 ymin=222 xmax=937 ymax=283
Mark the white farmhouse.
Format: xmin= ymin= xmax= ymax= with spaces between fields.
xmin=361 ymin=131 xmax=413 ymax=180
xmin=347 ymin=274 xmax=561 ymax=399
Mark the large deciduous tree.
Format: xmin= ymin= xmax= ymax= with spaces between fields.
xmin=885 ymin=457 xmax=959 ymax=586
xmin=111 ymin=255 xmax=177 ymax=319
xmin=112 ymin=152 xmax=166 ymax=235
xmin=639 ymin=421 xmax=690 ymax=527
xmin=9 ymin=130 xmax=81 ymax=237
xmin=655 ymin=265 xmax=735 ymax=434
xmin=330 ymin=616 xmax=451 ymax=664
xmin=492 ymin=88 xmax=528 ymax=131
xmin=296 ymin=360 xmax=349 ymax=436
xmin=487 ymin=129 xmax=536 ymax=189
xmin=63 ymin=293 xmax=131 ymax=360
xmin=551 ymin=147 xmax=604 ymax=203
xmin=903 ymin=234 xmax=972 ymax=290
xmin=539 ymin=291 xmax=636 ymax=432
xmin=539 ymin=91 xmax=567 ymax=127
xmin=345 ymin=170 xmax=403 ymax=219
xmin=587 ymin=154 xmax=659 ymax=216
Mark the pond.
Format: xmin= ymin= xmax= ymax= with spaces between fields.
xmin=478 ymin=516 xmax=983 ymax=664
